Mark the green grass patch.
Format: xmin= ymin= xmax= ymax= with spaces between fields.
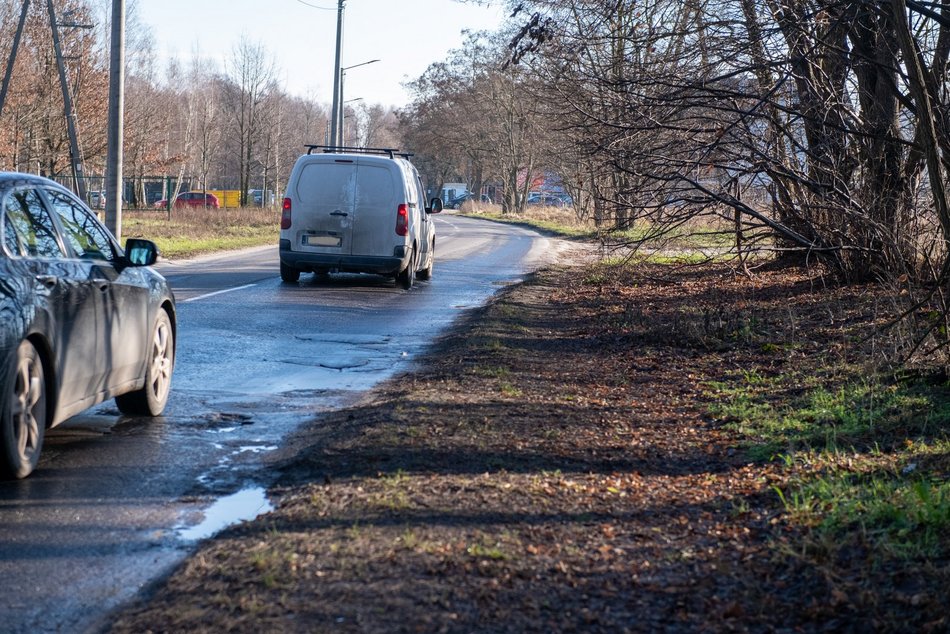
xmin=462 ymin=210 xmax=597 ymax=239
xmin=643 ymin=252 xmax=730 ymax=265
xmin=499 ymin=381 xmax=522 ymax=397
xmin=776 ymin=452 xmax=950 ymax=559
xmin=466 ymin=536 xmax=510 ymax=561
xmin=710 ymin=368 xmax=950 ymax=560
xmin=473 ymin=365 xmax=510 ymax=379
xmin=709 ymin=372 xmax=950 ymax=458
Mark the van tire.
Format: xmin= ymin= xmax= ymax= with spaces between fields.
xmin=398 ymin=249 xmax=415 ymax=290
xmin=418 ymin=242 xmax=433 ymax=280
xmin=280 ymin=261 xmax=300 ymax=283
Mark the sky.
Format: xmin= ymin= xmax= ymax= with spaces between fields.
xmin=135 ymin=0 xmax=508 ymax=108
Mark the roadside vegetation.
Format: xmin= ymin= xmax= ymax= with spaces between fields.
xmin=6 ymin=0 xmax=945 ymax=627
xmin=462 ymin=201 xmax=752 ymax=256
xmin=109 ymin=251 xmax=949 ymax=632
xmin=122 ymin=206 xmax=279 ymax=260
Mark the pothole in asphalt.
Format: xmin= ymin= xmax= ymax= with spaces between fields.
xmin=277 ymin=357 xmax=371 ymax=370
xmin=200 ymin=412 xmax=254 ymax=428
xmin=293 ymin=334 xmax=390 ymax=346
xmin=176 ymin=486 xmax=273 ymax=542
xmin=316 ymin=358 xmax=371 ymax=370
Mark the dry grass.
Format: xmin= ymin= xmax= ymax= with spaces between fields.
xmin=122 ymin=206 xmax=280 ymax=259
xmin=107 ymin=260 xmax=950 ymax=633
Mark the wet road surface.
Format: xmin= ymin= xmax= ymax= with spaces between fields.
xmin=0 ymin=215 xmax=568 ymax=633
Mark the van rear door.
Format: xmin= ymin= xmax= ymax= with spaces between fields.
xmin=293 ymin=158 xmax=356 ymax=254
xmin=351 ymin=159 xmax=399 ymax=258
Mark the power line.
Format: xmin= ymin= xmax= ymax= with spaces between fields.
xmin=294 ymin=0 xmax=336 ymax=10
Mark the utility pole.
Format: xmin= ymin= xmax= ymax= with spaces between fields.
xmin=105 ymin=0 xmax=125 ymax=239
xmin=329 ymin=0 xmax=345 ymax=147
xmin=47 ymin=0 xmax=87 ymax=201
xmin=0 ymin=0 xmax=30 ymax=118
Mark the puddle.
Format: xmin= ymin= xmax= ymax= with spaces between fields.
xmin=177 ymin=486 xmax=273 ymax=542
xmin=237 ymin=445 xmax=278 ymax=454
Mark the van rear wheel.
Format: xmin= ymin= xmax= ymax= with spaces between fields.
xmin=280 ymin=260 xmax=300 ymax=283
xmin=398 ymin=249 xmax=415 ymax=290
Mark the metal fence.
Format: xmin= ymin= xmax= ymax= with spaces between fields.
xmin=50 ymin=175 xmax=275 ymax=209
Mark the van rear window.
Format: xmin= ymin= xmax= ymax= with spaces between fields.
xmin=296 ymin=163 xmax=356 ymax=205
xmin=354 ymin=165 xmax=395 ymax=208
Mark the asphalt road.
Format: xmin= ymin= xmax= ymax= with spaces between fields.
xmin=0 ymin=214 xmax=567 ymax=633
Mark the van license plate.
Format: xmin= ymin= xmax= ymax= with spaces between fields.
xmin=304 ymin=235 xmax=341 ymax=247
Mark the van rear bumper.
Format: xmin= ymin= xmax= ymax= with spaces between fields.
xmin=280 ymin=239 xmax=408 ymax=275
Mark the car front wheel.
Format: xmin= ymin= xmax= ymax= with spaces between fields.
xmin=116 ymin=310 xmax=174 ymax=416
xmin=1 ymin=340 xmax=47 ymax=479
xmin=417 ymin=241 xmax=434 ymax=280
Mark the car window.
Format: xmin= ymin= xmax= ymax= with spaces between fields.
xmin=355 ymin=165 xmax=395 ymax=208
xmin=3 ymin=189 xmax=64 ymax=258
xmin=45 ymin=189 xmax=115 ymax=262
xmin=2 ymin=209 xmax=23 ymax=256
xmin=297 ymin=162 xmax=356 ymax=206
xmin=416 ymin=178 xmax=427 ymax=209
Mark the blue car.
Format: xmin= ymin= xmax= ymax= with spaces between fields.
xmin=0 ymin=173 xmax=176 ymax=478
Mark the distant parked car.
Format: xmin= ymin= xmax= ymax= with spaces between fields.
xmin=526 ymin=192 xmax=572 ymax=207
xmin=248 ymin=189 xmax=274 ymax=207
xmin=447 ymin=192 xmax=490 ymax=209
xmin=153 ymin=191 xmax=220 ymax=209
xmin=88 ymin=190 xmax=105 ymax=208
xmin=1 ymin=172 xmax=176 ymax=478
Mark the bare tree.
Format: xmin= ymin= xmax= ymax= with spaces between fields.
xmin=224 ymin=36 xmax=277 ymax=207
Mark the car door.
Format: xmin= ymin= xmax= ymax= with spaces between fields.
xmin=351 ymin=159 xmax=398 ymax=258
xmin=3 ymin=188 xmax=103 ymax=420
xmin=43 ymin=188 xmax=149 ymax=395
xmin=293 ymin=159 xmax=356 ymax=255
xmin=415 ymin=175 xmax=434 ymax=265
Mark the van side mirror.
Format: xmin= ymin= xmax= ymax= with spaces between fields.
xmin=428 ymin=197 xmax=444 ymax=214
xmin=125 ymin=238 xmax=159 ymax=266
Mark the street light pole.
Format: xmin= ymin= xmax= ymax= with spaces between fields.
xmin=341 ymin=97 xmax=363 ymax=146
xmin=338 ymin=59 xmax=379 ymax=147
xmin=328 ymin=0 xmax=345 ymax=147
xmin=47 ymin=0 xmax=87 ymax=201
xmin=0 ymin=0 xmax=31 ymax=118
xmin=105 ymin=0 xmax=125 ymax=239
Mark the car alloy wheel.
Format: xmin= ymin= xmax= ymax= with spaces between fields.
xmin=116 ymin=310 xmax=174 ymax=416
xmin=1 ymin=341 xmax=46 ymax=479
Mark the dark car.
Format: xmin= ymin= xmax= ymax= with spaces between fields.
xmin=153 ymin=191 xmax=220 ymax=209
xmin=447 ymin=192 xmax=490 ymax=209
xmin=0 ymin=172 xmax=176 ymax=478
xmin=526 ymin=192 xmax=572 ymax=207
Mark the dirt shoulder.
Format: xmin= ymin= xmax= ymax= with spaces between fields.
xmin=109 ymin=260 xmax=948 ymax=633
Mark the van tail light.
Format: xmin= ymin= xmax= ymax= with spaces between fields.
xmin=395 ymin=203 xmax=409 ymax=236
xmin=281 ymin=198 xmax=292 ymax=229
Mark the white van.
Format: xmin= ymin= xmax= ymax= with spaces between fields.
xmin=279 ymin=146 xmax=443 ymax=289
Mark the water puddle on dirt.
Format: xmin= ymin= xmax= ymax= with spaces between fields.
xmin=177 ymin=486 xmax=273 ymax=542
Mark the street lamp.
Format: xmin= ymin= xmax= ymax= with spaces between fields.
xmin=329 ymin=0 xmax=346 ymax=149
xmin=342 ymin=97 xmax=363 ymax=146
xmin=337 ymin=59 xmax=379 ymax=146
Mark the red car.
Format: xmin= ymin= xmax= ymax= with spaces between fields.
xmin=153 ymin=191 xmax=220 ymax=209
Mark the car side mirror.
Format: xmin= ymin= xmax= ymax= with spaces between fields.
xmin=428 ymin=197 xmax=443 ymax=214
xmin=125 ymin=238 xmax=159 ymax=266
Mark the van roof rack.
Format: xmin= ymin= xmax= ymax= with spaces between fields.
xmin=305 ymin=145 xmax=413 ymax=160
